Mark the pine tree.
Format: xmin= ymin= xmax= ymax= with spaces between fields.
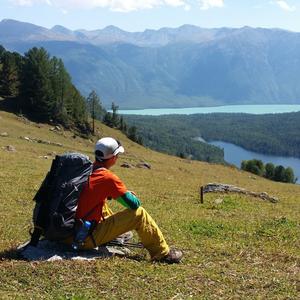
xmin=111 ymin=102 xmax=120 ymax=128
xmin=273 ymin=165 xmax=285 ymax=182
xmin=0 ymin=45 xmax=5 ymax=58
xmin=103 ymin=111 xmax=113 ymax=127
xmin=0 ymin=51 xmax=21 ymax=96
xmin=86 ymin=90 xmax=106 ymax=133
xmin=70 ymin=87 xmax=88 ymax=126
xmin=128 ymin=125 xmax=138 ymax=142
xmin=49 ymin=57 xmax=72 ymax=125
xmin=20 ymin=47 xmax=54 ymax=121
xmin=265 ymin=162 xmax=275 ymax=179
xmin=283 ymin=167 xmax=295 ymax=183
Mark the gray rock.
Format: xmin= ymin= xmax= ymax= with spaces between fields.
xmin=136 ymin=162 xmax=151 ymax=169
xmin=121 ymin=162 xmax=134 ymax=168
xmin=47 ymin=152 xmax=57 ymax=156
xmin=202 ymin=183 xmax=279 ymax=203
xmin=214 ymin=198 xmax=224 ymax=204
xmin=50 ymin=125 xmax=62 ymax=132
xmin=38 ymin=156 xmax=49 ymax=159
xmin=52 ymin=142 xmax=63 ymax=147
xmin=23 ymin=136 xmax=32 ymax=141
xmin=0 ymin=132 xmax=8 ymax=137
xmin=4 ymin=145 xmax=16 ymax=152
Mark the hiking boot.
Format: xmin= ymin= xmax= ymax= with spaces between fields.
xmin=156 ymin=248 xmax=183 ymax=264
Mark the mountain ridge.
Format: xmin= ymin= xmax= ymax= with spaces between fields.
xmin=1 ymin=19 xmax=296 ymax=47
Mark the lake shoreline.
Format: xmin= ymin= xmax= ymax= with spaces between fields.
xmin=118 ymin=104 xmax=300 ymax=116
xmin=208 ymin=140 xmax=300 ymax=184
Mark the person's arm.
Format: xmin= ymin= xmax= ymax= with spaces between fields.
xmin=116 ymin=191 xmax=141 ymax=209
xmin=107 ymin=171 xmax=141 ymax=209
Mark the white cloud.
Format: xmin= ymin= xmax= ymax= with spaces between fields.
xmin=199 ymin=0 xmax=224 ymax=10
xmin=275 ymin=0 xmax=296 ymax=12
xmin=184 ymin=4 xmax=191 ymax=11
xmin=164 ymin=0 xmax=186 ymax=7
xmin=108 ymin=0 xmax=162 ymax=12
xmin=9 ymin=0 xmax=190 ymax=12
xmin=10 ymin=0 xmax=38 ymax=5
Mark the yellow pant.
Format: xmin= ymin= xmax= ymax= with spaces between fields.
xmin=84 ymin=204 xmax=170 ymax=259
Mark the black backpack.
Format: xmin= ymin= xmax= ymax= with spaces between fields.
xmin=29 ymin=152 xmax=93 ymax=246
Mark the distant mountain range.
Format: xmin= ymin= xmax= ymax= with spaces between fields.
xmin=1 ymin=19 xmax=300 ymax=109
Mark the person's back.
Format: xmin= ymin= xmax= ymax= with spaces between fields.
xmin=76 ymin=168 xmax=126 ymax=222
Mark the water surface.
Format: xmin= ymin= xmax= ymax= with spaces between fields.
xmin=209 ymin=141 xmax=300 ymax=184
xmin=119 ymin=104 xmax=300 ymax=115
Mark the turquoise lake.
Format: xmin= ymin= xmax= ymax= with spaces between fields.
xmin=119 ymin=104 xmax=300 ymax=115
xmin=119 ymin=104 xmax=300 ymax=183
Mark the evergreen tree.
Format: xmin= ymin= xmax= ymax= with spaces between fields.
xmin=103 ymin=111 xmax=114 ymax=127
xmin=241 ymin=159 xmax=264 ymax=176
xmin=137 ymin=136 xmax=143 ymax=145
xmin=128 ymin=125 xmax=138 ymax=142
xmin=103 ymin=102 xmax=120 ymax=128
xmin=265 ymin=162 xmax=275 ymax=179
xmin=0 ymin=51 xmax=22 ymax=96
xmin=283 ymin=167 xmax=295 ymax=183
xmin=0 ymin=45 xmax=5 ymax=58
xmin=20 ymin=47 xmax=54 ymax=121
xmin=49 ymin=57 xmax=72 ymax=124
xmin=241 ymin=160 xmax=247 ymax=171
xmin=86 ymin=90 xmax=106 ymax=133
xmin=111 ymin=102 xmax=120 ymax=128
xmin=273 ymin=165 xmax=285 ymax=182
xmin=119 ymin=116 xmax=125 ymax=131
xmin=70 ymin=87 xmax=88 ymax=126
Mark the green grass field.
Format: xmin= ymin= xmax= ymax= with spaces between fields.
xmin=0 ymin=110 xmax=299 ymax=299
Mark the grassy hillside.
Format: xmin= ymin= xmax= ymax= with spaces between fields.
xmin=0 ymin=110 xmax=299 ymax=299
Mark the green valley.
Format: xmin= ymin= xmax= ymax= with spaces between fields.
xmin=124 ymin=111 xmax=300 ymax=159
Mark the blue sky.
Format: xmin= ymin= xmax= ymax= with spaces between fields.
xmin=0 ymin=0 xmax=299 ymax=32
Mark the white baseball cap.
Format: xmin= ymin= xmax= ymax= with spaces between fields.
xmin=95 ymin=137 xmax=124 ymax=161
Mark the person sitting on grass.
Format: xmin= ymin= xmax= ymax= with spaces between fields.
xmin=74 ymin=137 xmax=182 ymax=263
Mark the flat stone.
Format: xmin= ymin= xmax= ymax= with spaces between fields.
xmin=136 ymin=162 xmax=151 ymax=169
xmin=0 ymin=132 xmax=8 ymax=137
xmin=214 ymin=198 xmax=224 ymax=204
xmin=18 ymin=239 xmax=129 ymax=261
xmin=4 ymin=145 xmax=16 ymax=152
xmin=121 ymin=162 xmax=134 ymax=168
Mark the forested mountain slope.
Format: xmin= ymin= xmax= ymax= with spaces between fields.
xmin=124 ymin=111 xmax=300 ymax=158
xmin=1 ymin=19 xmax=300 ymax=108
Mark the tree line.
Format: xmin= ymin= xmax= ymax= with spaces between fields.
xmin=241 ymin=159 xmax=297 ymax=184
xmin=123 ymin=115 xmax=225 ymax=163
xmin=125 ymin=112 xmax=300 ymax=159
xmin=0 ymin=45 xmax=142 ymax=143
xmin=85 ymin=90 xmax=143 ymax=144
xmin=0 ymin=45 xmax=90 ymax=131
